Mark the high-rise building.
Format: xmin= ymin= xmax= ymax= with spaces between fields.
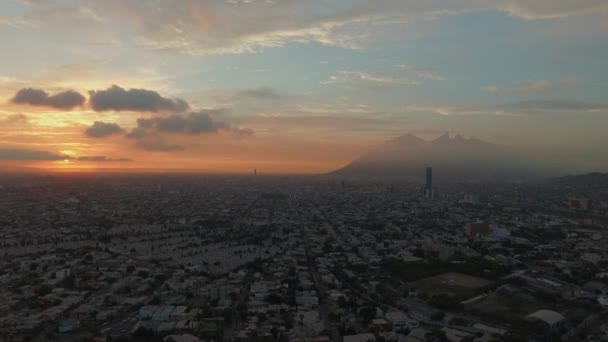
xmin=467 ymin=222 xmax=490 ymax=238
xmin=463 ymin=194 xmax=480 ymax=205
xmin=425 ymin=166 xmax=434 ymax=198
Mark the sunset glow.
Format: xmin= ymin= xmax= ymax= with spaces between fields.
xmin=1 ymin=1 xmax=608 ymax=174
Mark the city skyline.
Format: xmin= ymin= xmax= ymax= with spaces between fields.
xmin=1 ymin=1 xmax=608 ymax=173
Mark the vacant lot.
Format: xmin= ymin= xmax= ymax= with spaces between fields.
xmin=465 ymin=290 xmax=554 ymax=327
xmin=411 ymin=272 xmax=492 ymax=297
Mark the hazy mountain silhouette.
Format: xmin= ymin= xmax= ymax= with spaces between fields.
xmin=331 ymin=133 xmax=543 ymax=181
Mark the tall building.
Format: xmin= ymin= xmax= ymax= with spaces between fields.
xmin=467 ymin=222 xmax=490 ymax=238
xmin=463 ymin=194 xmax=480 ymax=205
xmin=425 ymin=166 xmax=434 ymax=198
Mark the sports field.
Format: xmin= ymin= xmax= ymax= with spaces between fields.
xmin=411 ymin=272 xmax=492 ymax=297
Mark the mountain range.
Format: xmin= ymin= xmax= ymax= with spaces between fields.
xmin=331 ymin=133 xmax=546 ymax=181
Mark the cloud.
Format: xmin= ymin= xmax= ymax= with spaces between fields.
xmin=0 ymin=148 xmax=67 ymax=160
xmin=0 ymin=1 xmax=105 ymax=28
xmin=403 ymin=105 xmax=496 ymax=116
xmin=395 ymin=63 xmax=446 ymax=81
xmin=4 ymin=0 xmax=605 ymax=59
xmin=322 ymin=71 xmax=418 ymax=85
xmin=11 ymin=88 xmax=85 ymax=110
xmin=77 ymin=156 xmax=131 ymax=162
xmin=503 ymin=100 xmax=608 ymax=112
xmin=496 ymin=1 xmax=608 ymax=20
xmin=232 ymin=127 xmax=255 ymax=137
xmin=84 ymin=121 xmax=123 ymax=138
xmin=88 ymin=85 xmax=190 ymax=112
xmin=482 ymin=80 xmax=576 ymax=93
xmin=231 ymin=87 xmax=282 ymax=102
xmin=0 ymin=113 xmax=29 ymax=125
xmin=4 ymin=1 xmax=607 ymax=59
xmin=127 ymin=111 xmax=252 ymax=138
xmin=404 ymin=99 xmax=608 ymax=116
xmin=136 ymin=140 xmax=185 ymax=152
xmin=53 ymin=1 xmax=473 ymax=56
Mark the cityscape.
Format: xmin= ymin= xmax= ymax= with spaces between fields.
xmin=1 ymin=1 xmax=608 ymax=341
xmin=0 ymin=170 xmax=607 ymax=342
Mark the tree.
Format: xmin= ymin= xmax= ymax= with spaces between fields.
xmin=430 ymin=311 xmax=445 ymax=322
xmin=425 ymin=328 xmax=449 ymax=342
xmin=266 ymin=293 xmax=282 ymax=304
xmin=359 ymin=306 xmax=376 ymax=323
xmin=258 ymin=312 xmax=267 ymax=322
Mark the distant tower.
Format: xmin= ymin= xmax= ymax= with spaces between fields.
xmin=254 ymin=168 xmax=257 ymax=176
xmin=425 ymin=167 xmax=434 ymax=199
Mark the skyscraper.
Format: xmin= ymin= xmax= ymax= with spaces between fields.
xmin=425 ymin=167 xmax=433 ymax=198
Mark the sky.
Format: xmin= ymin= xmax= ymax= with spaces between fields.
xmin=1 ymin=0 xmax=607 ymax=174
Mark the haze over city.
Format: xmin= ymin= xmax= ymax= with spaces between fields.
xmin=1 ymin=0 xmax=608 ymax=174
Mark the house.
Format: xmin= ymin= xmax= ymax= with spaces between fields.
xmin=153 ymin=306 xmax=176 ymax=321
xmin=526 ymin=310 xmax=566 ymax=329
xmin=403 ymin=328 xmax=429 ymax=342
xmin=370 ymin=318 xmax=391 ymax=332
xmin=163 ymin=333 xmax=200 ymax=342
xmin=441 ymin=327 xmax=471 ymax=342
xmin=170 ymin=306 xmax=189 ymax=321
xmin=139 ymin=305 xmax=159 ymax=319
xmin=385 ymin=311 xmax=407 ymax=327
xmin=58 ymin=318 xmax=80 ymax=333
xmin=344 ymin=333 xmax=376 ymax=342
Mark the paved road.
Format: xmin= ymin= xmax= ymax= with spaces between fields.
xmin=226 ymin=273 xmax=254 ymax=342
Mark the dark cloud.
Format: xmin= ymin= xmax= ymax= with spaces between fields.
xmin=77 ymin=156 xmax=132 ymax=162
xmin=125 ymin=127 xmax=148 ymax=139
xmin=0 ymin=148 xmax=67 ymax=160
xmin=84 ymin=121 xmax=123 ymax=138
xmin=231 ymin=87 xmax=282 ymax=102
xmin=136 ymin=140 xmax=185 ymax=152
xmin=88 ymin=85 xmax=190 ymax=112
xmin=127 ymin=111 xmax=251 ymax=138
xmin=11 ymin=88 xmax=85 ymax=110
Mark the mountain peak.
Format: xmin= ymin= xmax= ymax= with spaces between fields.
xmin=386 ymin=133 xmax=425 ymax=146
xmin=331 ymin=132 xmax=534 ymax=181
xmin=433 ymin=132 xmax=453 ymax=143
xmin=429 ymin=133 xmax=492 ymax=147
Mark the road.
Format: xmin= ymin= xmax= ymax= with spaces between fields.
xmin=294 ymin=199 xmax=340 ymax=342
xmin=225 ymin=271 xmax=254 ymax=341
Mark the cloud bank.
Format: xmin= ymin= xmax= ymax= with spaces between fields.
xmin=77 ymin=156 xmax=131 ymax=162
xmin=0 ymin=148 xmax=67 ymax=160
xmin=84 ymin=121 xmax=123 ymax=138
xmin=127 ymin=111 xmax=252 ymax=139
xmin=135 ymin=140 xmax=185 ymax=152
xmin=88 ymin=85 xmax=190 ymax=112
xmin=11 ymin=88 xmax=85 ymax=110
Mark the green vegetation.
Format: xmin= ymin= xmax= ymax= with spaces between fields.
xmin=380 ymin=257 xmax=506 ymax=282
